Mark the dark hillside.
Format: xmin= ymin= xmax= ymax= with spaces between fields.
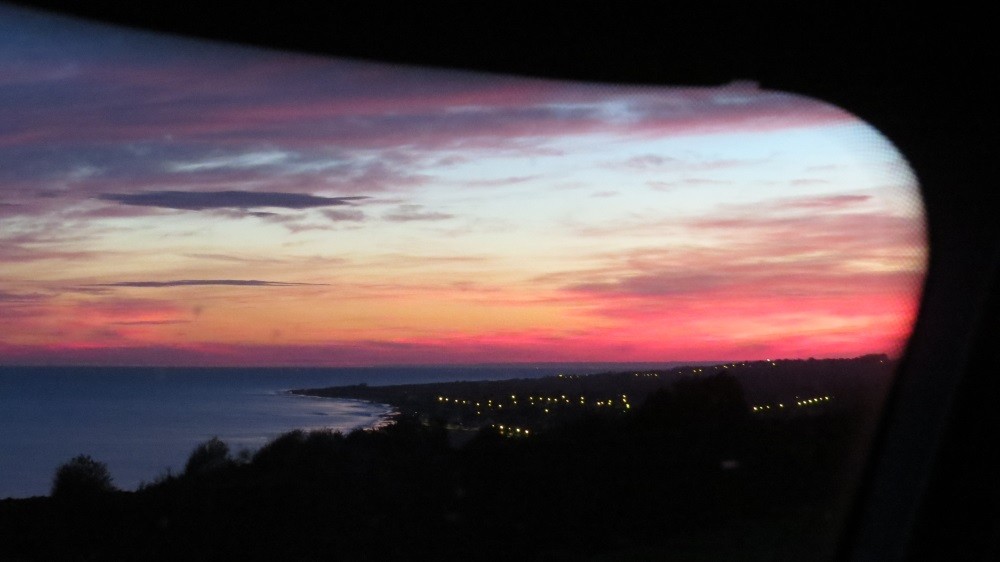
xmin=0 ymin=356 xmax=892 ymax=560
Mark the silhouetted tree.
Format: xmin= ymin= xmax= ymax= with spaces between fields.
xmin=670 ymin=370 xmax=749 ymax=427
xmin=51 ymin=454 xmax=116 ymax=499
xmin=184 ymin=436 xmax=232 ymax=476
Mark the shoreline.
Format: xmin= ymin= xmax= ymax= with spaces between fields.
xmin=282 ymin=390 xmax=399 ymax=432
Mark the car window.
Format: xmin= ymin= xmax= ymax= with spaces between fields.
xmin=0 ymin=5 xmax=927 ymax=560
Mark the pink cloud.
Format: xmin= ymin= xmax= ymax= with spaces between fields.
xmin=1 ymin=53 xmax=855 ymax=154
xmin=0 ymin=316 xmax=913 ymax=367
xmin=536 ymin=193 xmax=925 ymax=363
xmin=774 ymin=194 xmax=871 ymax=209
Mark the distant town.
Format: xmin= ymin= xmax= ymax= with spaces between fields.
xmin=293 ymin=354 xmax=893 ymax=444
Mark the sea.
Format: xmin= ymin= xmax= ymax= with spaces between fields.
xmin=0 ymin=363 xmax=677 ymax=499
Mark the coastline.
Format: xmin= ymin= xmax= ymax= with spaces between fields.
xmin=0 ymin=373 xmax=404 ymax=499
xmin=282 ymin=391 xmax=399 ymax=431
xmin=286 ymin=355 xmax=895 ymax=438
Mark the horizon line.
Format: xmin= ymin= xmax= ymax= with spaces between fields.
xmin=0 ymin=354 xmax=894 ymax=371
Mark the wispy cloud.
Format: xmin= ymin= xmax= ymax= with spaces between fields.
xmin=790 ymin=178 xmax=830 ymax=186
xmin=322 ymin=209 xmax=366 ymax=222
xmin=383 ymin=204 xmax=454 ymax=222
xmin=97 ymin=190 xmax=367 ymax=211
xmin=165 ymin=150 xmax=291 ymax=172
xmin=93 ymin=280 xmax=328 ymax=288
xmin=0 ymin=290 xmax=49 ymax=303
xmin=619 ymin=154 xmax=681 ymax=169
xmin=463 ymin=175 xmax=540 ymax=187
xmin=774 ymin=194 xmax=871 ymax=209
xmin=111 ymin=319 xmax=192 ymax=326
xmin=537 ymin=189 xmax=925 ymax=347
xmin=610 ymin=154 xmax=772 ymax=172
xmin=182 ymin=253 xmax=287 ymax=264
xmin=647 ymin=178 xmax=733 ymax=191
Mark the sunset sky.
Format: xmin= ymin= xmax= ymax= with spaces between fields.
xmin=0 ymin=6 xmax=926 ymax=366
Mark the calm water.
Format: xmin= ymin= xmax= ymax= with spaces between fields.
xmin=0 ymin=363 xmax=670 ymax=498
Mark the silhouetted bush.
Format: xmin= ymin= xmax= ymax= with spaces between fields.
xmin=51 ymin=454 xmax=116 ymax=499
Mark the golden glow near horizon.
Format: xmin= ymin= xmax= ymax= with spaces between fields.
xmin=0 ymin=6 xmax=926 ymax=366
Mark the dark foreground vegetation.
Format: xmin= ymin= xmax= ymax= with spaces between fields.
xmin=0 ymin=356 xmax=892 ymax=561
